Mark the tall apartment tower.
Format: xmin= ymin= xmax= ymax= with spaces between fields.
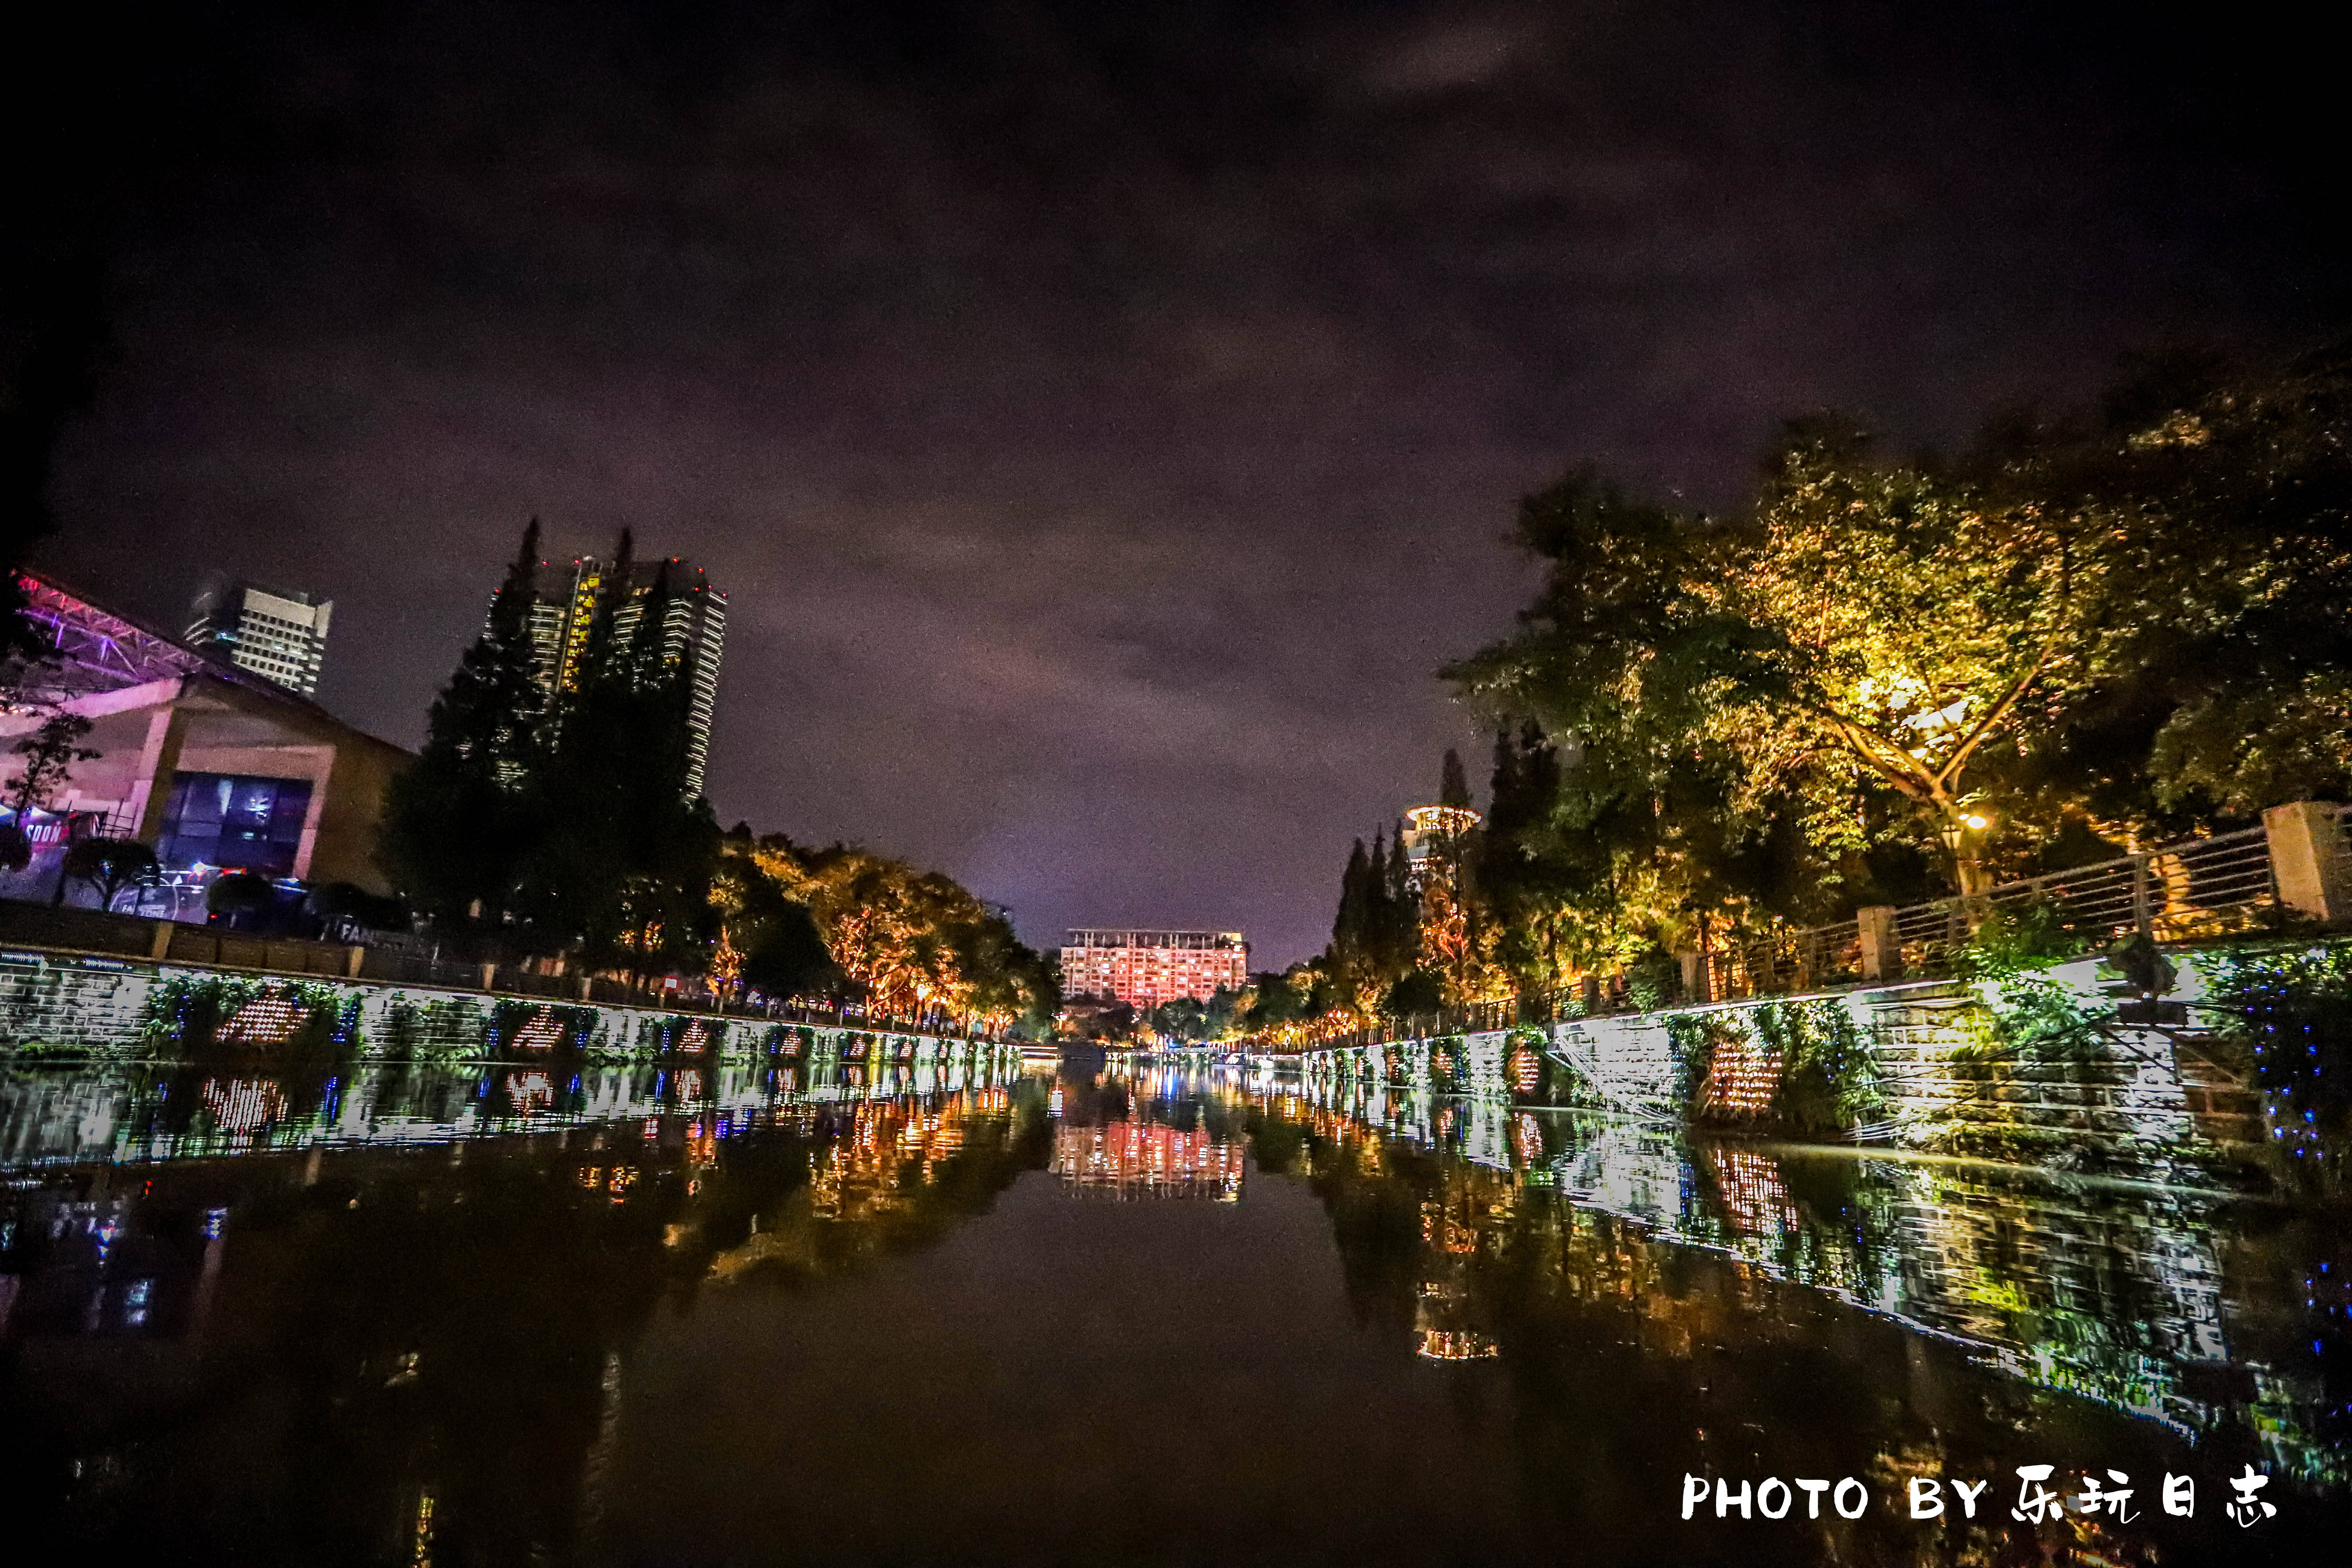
xmin=510 ymin=554 xmax=728 ymax=797
xmin=187 ymin=582 xmax=334 ymax=697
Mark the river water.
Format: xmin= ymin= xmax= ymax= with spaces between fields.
xmin=0 ymin=1057 xmax=2345 ymax=1566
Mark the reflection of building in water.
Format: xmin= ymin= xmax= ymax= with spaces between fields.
xmin=1413 ymin=1283 xmax=1499 ymax=1360
xmin=1052 ymin=1118 xmax=1244 ymax=1201
xmin=0 ymin=1176 xmax=230 ymax=1349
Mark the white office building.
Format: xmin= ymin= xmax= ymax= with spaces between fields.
xmin=187 ymin=582 xmax=334 ymax=697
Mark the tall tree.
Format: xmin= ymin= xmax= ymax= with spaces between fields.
xmin=2033 ymin=343 xmax=2352 ymax=823
xmin=1707 ymin=420 xmax=2091 ymax=892
xmin=757 ymin=840 xmax=1049 ymax=1030
xmin=1 ymin=707 xmax=98 ymax=874
xmin=1325 ymin=837 xmax=1374 ymax=1009
xmin=1439 ymin=748 xmax=1472 ymax=810
xmin=380 ymin=520 xmax=551 ymax=925
xmin=1446 ymin=340 xmax=2352 ymax=967
xmin=519 ymin=541 xmax=718 ymax=977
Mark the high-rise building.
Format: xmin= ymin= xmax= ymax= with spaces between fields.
xmin=507 ymin=554 xmax=728 ymax=797
xmin=186 ymin=582 xmax=333 ymax=697
xmin=1059 ymin=929 xmax=1249 ymax=1011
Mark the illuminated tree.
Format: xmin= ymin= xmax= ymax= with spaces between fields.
xmin=2041 ymin=344 xmax=2352 ymax=822
xmin=753 ymin=841 xmax=1051 ymax=1032
xmin=1704 ymin=422 xmax=2092 ymax=893
xmin=710 ymin=831 xmax=841 ymax=1001
xmin=1449 ymin=342 xmax=2352 ymax=978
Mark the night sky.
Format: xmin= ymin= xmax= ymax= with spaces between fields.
xmin=14 ymin=2 xmax=2341 ymax=965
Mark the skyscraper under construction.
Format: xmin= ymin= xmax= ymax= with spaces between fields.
xmin=502 ymin=551 xmax=728 ymax=798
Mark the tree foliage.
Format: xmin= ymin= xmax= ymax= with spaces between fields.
xmin=752 ymin=838 xmax=1055 ymax=1033
xmin=380 ymin=520 xmax=550 ymax=923
xmin=378 ymin=524 xmax=1052 ymax=1027
xmin=1433 ymin=341 xmax=2352 ymax=986
xmin=6 ymin=708 xmax=98 ymax=822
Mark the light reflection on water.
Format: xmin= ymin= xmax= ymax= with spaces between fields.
xmin=0 ymin=1056 xmax=2344 ymax=1566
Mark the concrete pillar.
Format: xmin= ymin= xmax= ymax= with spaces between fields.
xmin=1857 ymin=906 xmax=1900 ymax=982
xmin=2265 ymin=801 xmax=2351 ymax=924
xmin=345 ymin=945 xmax=365 ymax=978
xmin=479 ymin=961 xmax=498 ymax=992
xmin=150 ymin=920 xmax=173 ymax=961
xmin=130 ymin=685 xmax=195 ymax=844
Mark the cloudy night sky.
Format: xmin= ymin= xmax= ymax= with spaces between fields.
xmin=14 ymin=0 xmax=2342 ymax=966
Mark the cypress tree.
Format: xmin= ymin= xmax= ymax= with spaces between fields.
xmin=380 ymin=519 xmax=550 ymax=926
xmin=1439 ymin=747 xmax=1473 ymax=810
xmin=1488 ymin=728 xmax=1522 ymax=833
xmin=1331 ymin=837 xmax=1370 ymax=963
xmin=518 ymin=538 xmax=717 ymax=978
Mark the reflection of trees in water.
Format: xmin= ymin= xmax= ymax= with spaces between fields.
xmin=0 ymin=1078 xmax=1051 ymax=1564
xmin=1244 ymin=1092 xmax=2348 ymax=1564
xmin=1276 ymin=1072 xmax=2350 ymax=1487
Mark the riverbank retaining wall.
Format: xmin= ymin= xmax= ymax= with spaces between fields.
xmin=0 ymin=943 xmax=1000 ymax=1070
xmin=1293 ymin=951 xmax=2277 ymax=1171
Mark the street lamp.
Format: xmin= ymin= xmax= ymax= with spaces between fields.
xmin=1942 ymin=809 xmax=1993 ymax=897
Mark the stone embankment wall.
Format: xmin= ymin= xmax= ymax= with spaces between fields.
xmin=1294 ymin=952 xmax=2275 ymax=1170
xmin=0 ymin=944 xmax=994 ymax=1068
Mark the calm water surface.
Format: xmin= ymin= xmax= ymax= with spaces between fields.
xmin=1 ymin=1057 xmax=2347 ymax=1566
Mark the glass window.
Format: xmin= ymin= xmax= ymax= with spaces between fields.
xmin=157 ymin=772 xmax=314 ymax=876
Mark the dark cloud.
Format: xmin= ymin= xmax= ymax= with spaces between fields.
xmin=14 ymin=0 xmax=2342 ymax=964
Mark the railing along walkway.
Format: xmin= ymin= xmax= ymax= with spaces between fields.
xmin=1276 ymin=808 xmax=2333 ymax=1058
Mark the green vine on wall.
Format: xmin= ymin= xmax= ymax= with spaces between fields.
xmin=1754 ymin=999 xmax=1887 ymax=1135
xmin=1665 ymin=999 xmax=1887 ymax=1135
xmin=140 ymin=974 xmax=362 ymax=1061
xmin=1664 ymin=1014 xmax=1715 ymax=1110
xmin=1949 ymin=903 xmax=2113 ymax=1067
xmin=2198 ymin=945 xmax=2352 ymax=1162
xmin=649 ymin=1014 xmax=727 ymax=1054
xmin=486 ymin=998 xmax=598 ymax=1058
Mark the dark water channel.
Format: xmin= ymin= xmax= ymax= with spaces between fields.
xmin=1 ymin=1057 xmax=2347 ymax=1566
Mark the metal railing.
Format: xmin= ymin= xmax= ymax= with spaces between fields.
xmin=1708 ymin=917 xmax=1864 ymax=1003
xmin=1276 ymin=815 xmax=2313 ymax=1057
xmin=1888 ymin=824 xmax=2277 ymax=979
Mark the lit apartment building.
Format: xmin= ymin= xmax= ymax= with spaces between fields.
xmin=507 ymin=554 xmax=729 ymax=797
xmin=186 ymin=582 xmax=334 ymax=697
xmin=1059 ymin=929 xmax=1248 ymax=1010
